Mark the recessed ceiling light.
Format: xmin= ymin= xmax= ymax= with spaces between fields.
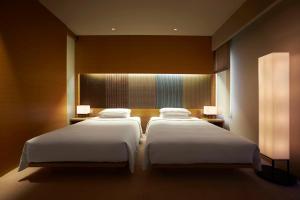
xmin=173 ymin=28 xmax=178 ymax=31
xmin=111 ymin=28 xmax=116 ymax=31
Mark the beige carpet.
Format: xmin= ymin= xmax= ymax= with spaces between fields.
xmin=0 ymin=140 xmax=299 ymax=200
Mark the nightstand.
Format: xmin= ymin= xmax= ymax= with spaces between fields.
xmin=202 ymin=118 xmax=224 ymax=128
xmin=70 ymin=117 xmax=90 ymax=125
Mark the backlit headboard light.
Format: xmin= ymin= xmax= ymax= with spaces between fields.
xmin=79 ymin=73 xmax=213 ymax=109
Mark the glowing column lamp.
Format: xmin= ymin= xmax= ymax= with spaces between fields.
xmin=257 ymin=52 xmax=296 ymax=185
xmin=76 ymin=105 xmax=91 ymax=117
xmin=203 ymin=106 xmax=217 ymax=118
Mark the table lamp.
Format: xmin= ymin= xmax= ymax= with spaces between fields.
xmin=203 ymin=106 xmax=217 ymax=118
xmin=76 ymin=105 xmax=91 ymax=117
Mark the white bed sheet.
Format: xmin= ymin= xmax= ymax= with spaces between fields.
xmin=19 ymin=117 xmax=142 ymax=173
xmin=144 ymin=117 xmax=261 ymax=170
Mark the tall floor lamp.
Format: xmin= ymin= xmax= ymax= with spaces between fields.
xmin=257 ymin=52 xmax=297 ymax=185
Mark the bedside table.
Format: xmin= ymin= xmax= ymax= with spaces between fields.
xmin=202 ymin=118 xmax=224 ymax=128
xmin=70 ymin=117 xmax=90 ymax=125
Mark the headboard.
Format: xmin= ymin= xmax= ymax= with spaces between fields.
xmin=79 ymin=73 xmax=214 ymax=108
xmin=79 ymin=73 xmax=213 ymax=130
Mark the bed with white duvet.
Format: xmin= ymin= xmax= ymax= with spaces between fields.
xmin=19 ymin=116 xmax=142 ymax=173
xmin=143 ymin=117 xmax=261 ymax=171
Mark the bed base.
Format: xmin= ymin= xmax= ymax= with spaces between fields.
xmin=28 ymin=161 xmax=128 ymax=168
xmin=151 ymin=163 xmax=254 ymax=169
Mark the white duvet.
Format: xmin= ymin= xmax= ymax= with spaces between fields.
xmin=19 ymin=117 xmax=142 ymax=173
xmin=144 ymin=117 xmax=261 ymax=170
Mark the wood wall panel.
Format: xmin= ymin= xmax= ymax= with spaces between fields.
xmin=76 ymin=35 xmax=213 ymax=74
xmin=0 ymin=1 xmax=70 ymax=176
xmin=75 ymin=36 xmax=214 ymax=106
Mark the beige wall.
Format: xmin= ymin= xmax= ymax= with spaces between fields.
xmin=230 ymin=0 xmax=300 ymax=176
xmin=212 ymin=0 xmax=277 ymax=50
xmin=0 ymin=1 xmax=71 ymax=176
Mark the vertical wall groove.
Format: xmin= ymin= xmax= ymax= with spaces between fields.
xmin=80 ymin=73 xmax=213 ymax=109
xmin=105 ymin=74 xmax=129 ymax=108
xmin=156 ymin=74 xmax=183 ymax=108
xmin=128 ymin=74 xmax=156 ymax=108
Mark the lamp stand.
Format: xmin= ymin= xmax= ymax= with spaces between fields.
xmin=256 ymin=157 xmax=297 ymax=186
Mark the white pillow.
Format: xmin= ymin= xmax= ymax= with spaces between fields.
xmin=160 ymin=113 xmax=190 ymax=119
xmin=99 ymin=108 xmax=131 ymax=118
xmin=160 ymin=108 xmax=191 ymax=115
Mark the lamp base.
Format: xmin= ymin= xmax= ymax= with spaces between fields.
xmin=256 ymin=165 xmax=297 ymax=186
xmin=77 ymin=114 xmax=90 ymax=118
xmin=204 ymin=115 xmax=216 ymax=119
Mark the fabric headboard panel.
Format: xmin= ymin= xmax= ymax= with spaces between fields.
xmin=128 ymin=74 xmax=156 ymax=108
xmin=106 ymin=74 xmax=129 ymax=108
xmin=79 ymin=73 xmax=213 ymax=108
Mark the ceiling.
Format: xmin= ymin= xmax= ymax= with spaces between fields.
xmin=39 ymin=0 xmax=246 ymax=36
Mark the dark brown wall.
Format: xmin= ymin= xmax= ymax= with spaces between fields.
xmin=0 ymin=1 xmax=70 ymax=175
xmin=76 ymin=35 xmax=213 ymax=74
xmin=230 ymin=0 xmax=300 ymax=176
xmin=75 ymin=36 xmax=214 ymax=105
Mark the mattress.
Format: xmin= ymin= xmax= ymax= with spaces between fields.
xmin=19 ymin=117 xmax=142 ymax=173
xmin=143 ymin=117 xmax=261 ymax=170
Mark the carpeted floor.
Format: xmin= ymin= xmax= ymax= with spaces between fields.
xmin=0 ymin=140 xmax=299 ymax=200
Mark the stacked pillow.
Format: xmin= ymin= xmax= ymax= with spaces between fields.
xmin=160 ymin=108 xmax=191 ymax=119
xmin=99 ymin=108 xmax=131 ymax=118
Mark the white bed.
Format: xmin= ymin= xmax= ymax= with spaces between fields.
xmin=143 ymin=117 xmax=261 ymax=170
xmin=19 ymin=117 xmax=142 ymax=173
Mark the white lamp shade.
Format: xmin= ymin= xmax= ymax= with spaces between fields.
xmin=258 ymin=53 xmax=289 ymax=159
xmin=76 ymin=105 xmax=91 ymax=114
xmin=203 ymin=106 xmax=217 ymax=115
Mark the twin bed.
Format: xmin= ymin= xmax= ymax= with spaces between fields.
xmin=19 ymin=108 xmax=261 ymax=173
xmin=144 ymin=117 xmax=261 ymax=170
xmin=19 ymin=110 xmax=142 ymax=173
